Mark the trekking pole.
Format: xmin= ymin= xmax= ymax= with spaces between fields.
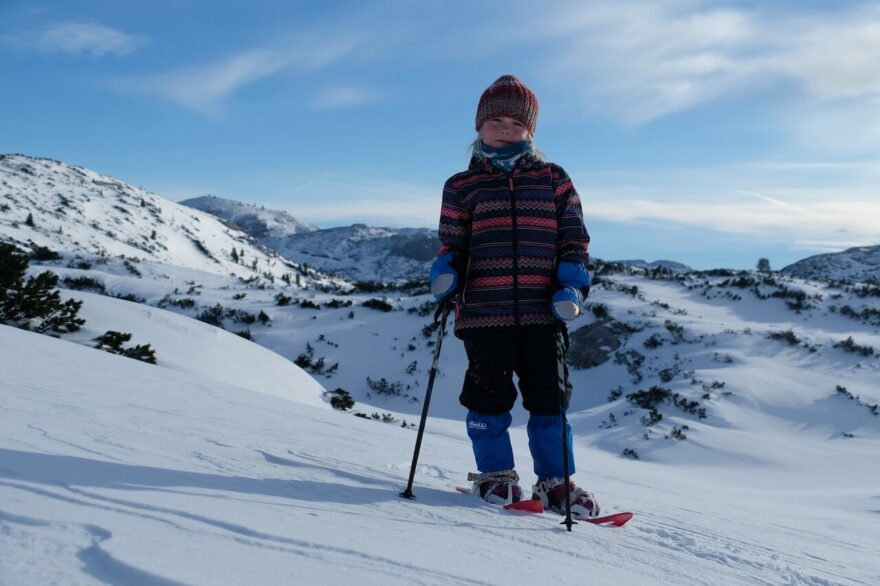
xmin=400 ymin=298 xmax=452 ymax=499
xmin=555 ymin=321 xmax=577 ymax=531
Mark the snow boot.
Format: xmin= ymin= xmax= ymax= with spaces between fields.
xmin=532 ymin=477 xmax=600 ymax=518
xmin=467 ymin=470 xmax=523 ymax=505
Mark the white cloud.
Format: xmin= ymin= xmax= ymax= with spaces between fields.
xmin=121 ymin=49 xmax=293 ymax=114
xmin=492 ymin=1 xmax=880 ymax=130
xmin=115 ymin=31 xmax=369 ymax=113
xmin=559 ymin=154 xmax=880 ymax=254
xmin=774 ymin=11 xmax=880 ymax=101
xmin=311 ymin=86 xmax=376 ymax=110
xmin=588 ymin=197 xmax=879 ymax=237
xmin=26 ymin=21 xmax=144 ymax=56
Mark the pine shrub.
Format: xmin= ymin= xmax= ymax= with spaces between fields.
xmin=30 ymin=245 xmax=61 ymax=261
xmin=325 ymin=388 xmax=354 ymax=411
xmin=62 ymin=276 xmax=107 ymax=294
xmin=0 ymin=243 xmax=84 ymax=334
xmin=366 ymin=376 xmax=403 ymax=396
xmin=622 ymin=448 xmax=639 ymax=460
xmin=767 ymin=330 xmax=800 ymax=346
xmin=591 ymin=303 xmax=610 ymax=320
xmin=93 ymin=330 xmax=157 ymax=364
xmin=196 ymin=304 xmax=225 ymax=327
xmin=363 ymin=298 xmax=394 ymax=312
xmin=834 ymin=336 xmax=874 ymax=357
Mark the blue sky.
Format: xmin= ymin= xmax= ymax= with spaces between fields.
xmin=2 ymin=0 xmax=879 ymax=269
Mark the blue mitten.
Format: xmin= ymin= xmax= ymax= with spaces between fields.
xmin=429 ymin=252 xmax=458 ymax=300
xmin=552 ymin=261 xmax=591 ymax=320
xmin=557 ymin=261 xmax=591 ymax=297
xmin=552 ymin=287 xmax=583 ymax=320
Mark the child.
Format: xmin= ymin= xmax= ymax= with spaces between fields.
xmin=429 ymin=75 xmax=600 ymax=519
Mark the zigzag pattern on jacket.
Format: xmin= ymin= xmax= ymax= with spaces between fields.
xmin=437 ymin=155 xmax=590 ymax=336
xmin=469 ymin=256 xmax=555 ymax=271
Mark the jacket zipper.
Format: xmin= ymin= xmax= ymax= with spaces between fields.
xmin=508 ymin=174 xmax=520 ymax=327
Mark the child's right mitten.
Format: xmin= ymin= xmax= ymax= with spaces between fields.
xmin=429 ymin=252 xmax=458 ymax=300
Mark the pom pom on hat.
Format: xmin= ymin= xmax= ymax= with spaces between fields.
xmin=475 ymin=75 xmax=539 ymax=135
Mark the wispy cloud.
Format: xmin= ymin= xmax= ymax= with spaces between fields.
xmin=119 ymin=49 xmax=292 ymax=114
xmin=583 ymin=185 xmax=880 ymax=253
xmin=493 ymin=1 xmax=880 ymax=129
xmin=12 ymin=21 xmax=145 ymax=56
xmin=531 ymin=2 xmax=758 ymax=124
xmin=739 ymin=191 xmax=826 ymax=221
xmin=116 ymin=32 xmax=368 ymax=114
xmin=561 ymin=154 xmax=880 ymax=254
xmin=310 ymin=86 xmax=376 ymax=110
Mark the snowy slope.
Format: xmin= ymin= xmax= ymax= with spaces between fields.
xmin=2 ymin=321 xmax=879 ymax=585
xmin=180 ymin=195 xmax=319 ymax=239
xmin=0 ymin=154 xmax=346 ymax=290
xmin=781 ymin=244 xmax=880 ymax=282
xmin=63 ymin=290 xmax=327 ymax=407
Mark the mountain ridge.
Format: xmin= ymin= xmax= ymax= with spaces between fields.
xmin=781 ymin=244 xmax=880 ymax=282
xmin=0 ymin=154 xmax=348 ymax=290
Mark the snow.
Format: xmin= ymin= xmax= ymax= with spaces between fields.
xmin=3 ymin=278 xmax=880 ymax=584
xmin=2 ymin=154 xmax=880 ymax=584
xmin=64 ymin=289 xmax=327 ymax=407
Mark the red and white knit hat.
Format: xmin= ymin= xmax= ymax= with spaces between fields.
xmin=475 ymin=75 xmax=539 ymax=135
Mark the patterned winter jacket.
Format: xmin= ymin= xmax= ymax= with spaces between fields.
xmin=437 ymin=154 xmax=590 ymax=337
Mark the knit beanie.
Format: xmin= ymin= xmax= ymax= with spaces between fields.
xmin=475 ymin=75 xmax=539 ymax=135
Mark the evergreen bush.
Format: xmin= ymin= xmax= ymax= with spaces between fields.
xmin=363 ymin=298 xmax=394 ymax=312
xmin=325 ymin=388 xmax=355 ymax=411
xmin=0 ymin=243 xmax=84 ymax=334
xmin=93 ymin=330 xmax=157 ymax=364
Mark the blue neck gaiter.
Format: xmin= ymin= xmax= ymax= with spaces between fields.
xmin=478 ymin=140 xmax=533 ymax=172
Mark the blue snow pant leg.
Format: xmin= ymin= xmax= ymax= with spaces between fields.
xmin=528 ymin=414 xmax=575 ymax=479
xmin=466 ymin=411 xmax=514 ymax=473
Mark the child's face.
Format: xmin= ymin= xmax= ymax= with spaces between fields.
xmin=478 ymin=116 xmax=530 ymax=148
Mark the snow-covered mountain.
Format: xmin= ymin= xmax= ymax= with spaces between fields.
xmin=180 ymin=195 xmax=438 ymax=284
xmin=267 ymin=224 xmax=439 ymax=284
xmin=781 ymin=244 xmax=880 ymax=282
xmin=612 ymin=259 xmax=692 ymax=273
xmin=0 ymin=154 xmax=348 ymax=290
xmin=180 ymin=194 xmax=319 ymax=239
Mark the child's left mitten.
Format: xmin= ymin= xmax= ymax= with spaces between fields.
xmin=552 ymin=287 xmax=583 ymax=320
